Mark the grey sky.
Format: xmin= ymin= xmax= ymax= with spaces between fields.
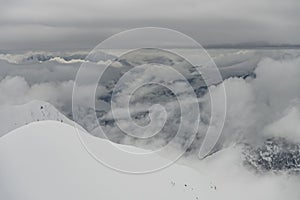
xmin=0 ymin=0 xmax=299 ymax=50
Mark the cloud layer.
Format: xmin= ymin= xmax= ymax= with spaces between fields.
xmin=1 ymin=0 xmax=300 ymax=50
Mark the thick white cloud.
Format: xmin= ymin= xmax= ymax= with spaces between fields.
xmin=263 ymin=106 xmax=300 ymax=143
xmin=0 ymin=76 xmax=73 ymax=109
xmin=201 ymin=56 xmax=300 ymax=146
xmin=203 ymin=77 xmax=257 ymax=146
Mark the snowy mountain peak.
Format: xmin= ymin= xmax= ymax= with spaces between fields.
xmin=0 ymin=100 xmax=75 ymax=137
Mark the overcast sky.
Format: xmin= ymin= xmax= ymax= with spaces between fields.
xmin=1 ymin=0 xmax=300 ymax=51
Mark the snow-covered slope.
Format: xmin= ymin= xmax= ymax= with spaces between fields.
xmin=0 ymin=121 xmax=209 ymax=200
xmin=0 ymin=100 xmax=75 ymax=137
xmin=0 ymin=121 xmax=299 ymax=200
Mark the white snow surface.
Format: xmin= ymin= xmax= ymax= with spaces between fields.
xmin=0 ymin=121 xmax=299 ymax=200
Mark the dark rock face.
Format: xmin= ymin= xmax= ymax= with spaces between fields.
xmin=244 ymin=138 xmax=300 ymax=173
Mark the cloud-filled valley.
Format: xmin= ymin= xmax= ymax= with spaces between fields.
xmin=1 ymin=49 xmax=300 ymax=170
